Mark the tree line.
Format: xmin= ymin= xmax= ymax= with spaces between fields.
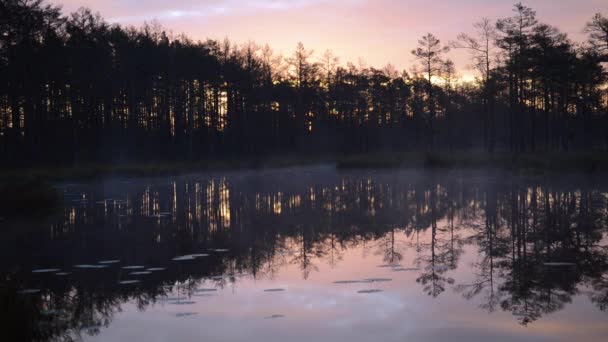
xmin=1 ymin=0 xmax=607 ymax=165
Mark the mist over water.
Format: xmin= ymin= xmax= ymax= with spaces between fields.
xmin=1 ymin=167 xmax=608 ymax=341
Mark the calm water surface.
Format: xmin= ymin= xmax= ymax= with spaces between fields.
xmin=1 ymin=167 xmax=608 ymax=341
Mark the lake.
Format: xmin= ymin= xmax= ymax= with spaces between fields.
xmin=1 ymin=166 xmax=607 ymax=341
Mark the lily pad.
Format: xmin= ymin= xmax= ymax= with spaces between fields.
xmin=264 ymin=288 xmax=286 ymax=292
xmin=377 ymin=264 xmax=402 ymax=268
xmin=392 ymin=268 xmax=420 ymax=272
xmin=172 ymin=255 xmax=196 ymax=261
xmin=74 ymin=264 xmax=108 ymax=269
xmin=32 ymin=268 xmax=61 ymax=273
xmin=543 ymin=262 xmax=576 ymax=266
xmin=357 ymin=289 xmax=383 ymax=294
xmin=167 ymin=301 xmax=196 ymax=305
xmin=265 ymin=314 xmax=285 ymax=319
xmin=18 ymin=289 xmax=41 ymax=294
xmin=333 ymin=280 xmax=371 ymax=284
xmin=175 ymin=312 xmax=198 ymax=317
xmin=363 ymin=278 xmax=392 ymax=282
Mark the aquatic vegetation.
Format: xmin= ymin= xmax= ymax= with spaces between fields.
xmin=172 ymin=255 xmax=197 ymax=261
xmin=264 ymin=315 xmax=285 ymax=319
xmin=31 ymin=268 xmax=61 ymax=273
xmin=175 ymin=312 xmax=198 ymax=317
xmin=194 ymin=288 xmax=217 ymax=292
xmin=333 ymin=280 xmax=372 ymax=284
xmin=357 ymin=289 xmax=384 ymax=294
xmin=18 ymin=289 xmax=41 ymax=294
xmin=74 ymin=264 xmax=108 ymax=269
xmin=543 ymin=262 xmax=576 ymax=266
xmin=392 ymin=267 xmax=420 ymax=272
xmin=264 ymin=288 xmax=286 ymax=292
xmin=363 ymin=278 xmax=392 ymax=282
xmin=167 ymin=301 xmax=196 ymax=305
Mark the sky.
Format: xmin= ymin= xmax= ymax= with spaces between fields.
xmin=49 ymin=0 xmax=608 ymax=80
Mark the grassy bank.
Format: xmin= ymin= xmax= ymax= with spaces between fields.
xmin=1 ymin=152 xmax=608 ymax=183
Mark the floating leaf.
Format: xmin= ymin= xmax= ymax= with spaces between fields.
xmin=363 ymin=278 xmax=392 ymax=282
xmin=55 ymin=272 xmax=71 ymax=276
xmin=172 ymin=255 xmax=196 ymax=261
xmin=175 ymin=312 xmax=198 ymax=317
xmin=129 ymin=271 xmax=152 ymax=275
xmin=543 ymin=262 xmax=576 ymax=266
xmin=195 ymin=288 xmax=217 ymax=292
xmin=264 ymin=288 xmax=285 ymax=292
xmin=99 ymin=260 xmax=121 ymax=264
xmin=122 ymin=266 xmax=145 ymax=270
xmin=18 ymin=289 xmax=41 ymax=294
xmin=118 ymin=280 xmax=140 ymax=285
xmin=357 ymin=289 xmax=383 ymax=294
xmin=392 ymin=268 xmax=420 ymax=272
xmin=264 ymin=314 xmax=285 ymax=319
xmin=167 ymin=301 xmax=196 ymax=305
xmin=147 ymin=268 xmax=166 ymax=272
xmin=32 ymin=268 xmax=61 ymax=273
xmin=74 ymin=265 xmax=108 ymax=269
xmin=159 ymin=297 xmax=186 ymax=301
xmin=333 ymin=280 xmax=371 ymax=284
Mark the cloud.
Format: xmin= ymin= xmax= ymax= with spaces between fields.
xmin=106 ymin=0 xmax=361 ymax=23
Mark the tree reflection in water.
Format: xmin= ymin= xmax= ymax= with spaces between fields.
xmin=1 ymin=168 xmax=607 ymax=341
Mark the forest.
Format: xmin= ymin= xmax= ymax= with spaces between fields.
xmin=1 ymin=0 xmax=608 ymax=165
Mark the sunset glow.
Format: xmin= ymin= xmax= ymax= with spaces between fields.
xmin=50 ymin=0 xmax=608 ymax=75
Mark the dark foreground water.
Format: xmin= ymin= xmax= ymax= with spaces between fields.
xmin=1 ymin=167 xmax=608 ymax=342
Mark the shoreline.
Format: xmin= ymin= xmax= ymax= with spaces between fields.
xmin=2 ymin=152 xmax=608 ymax=182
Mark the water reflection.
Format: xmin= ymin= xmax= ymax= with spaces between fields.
xmin=1 ymin=168 xmax=608 ymax=341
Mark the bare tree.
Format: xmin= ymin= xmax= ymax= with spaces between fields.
xmin=411 ymin=33 xmax=450 ymax=151
xmin=452 ymin=18 xmax=497 ymax=152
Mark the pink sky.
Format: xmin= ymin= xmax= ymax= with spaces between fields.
xmin=49 ymin=0 xmax=608 ymax=79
